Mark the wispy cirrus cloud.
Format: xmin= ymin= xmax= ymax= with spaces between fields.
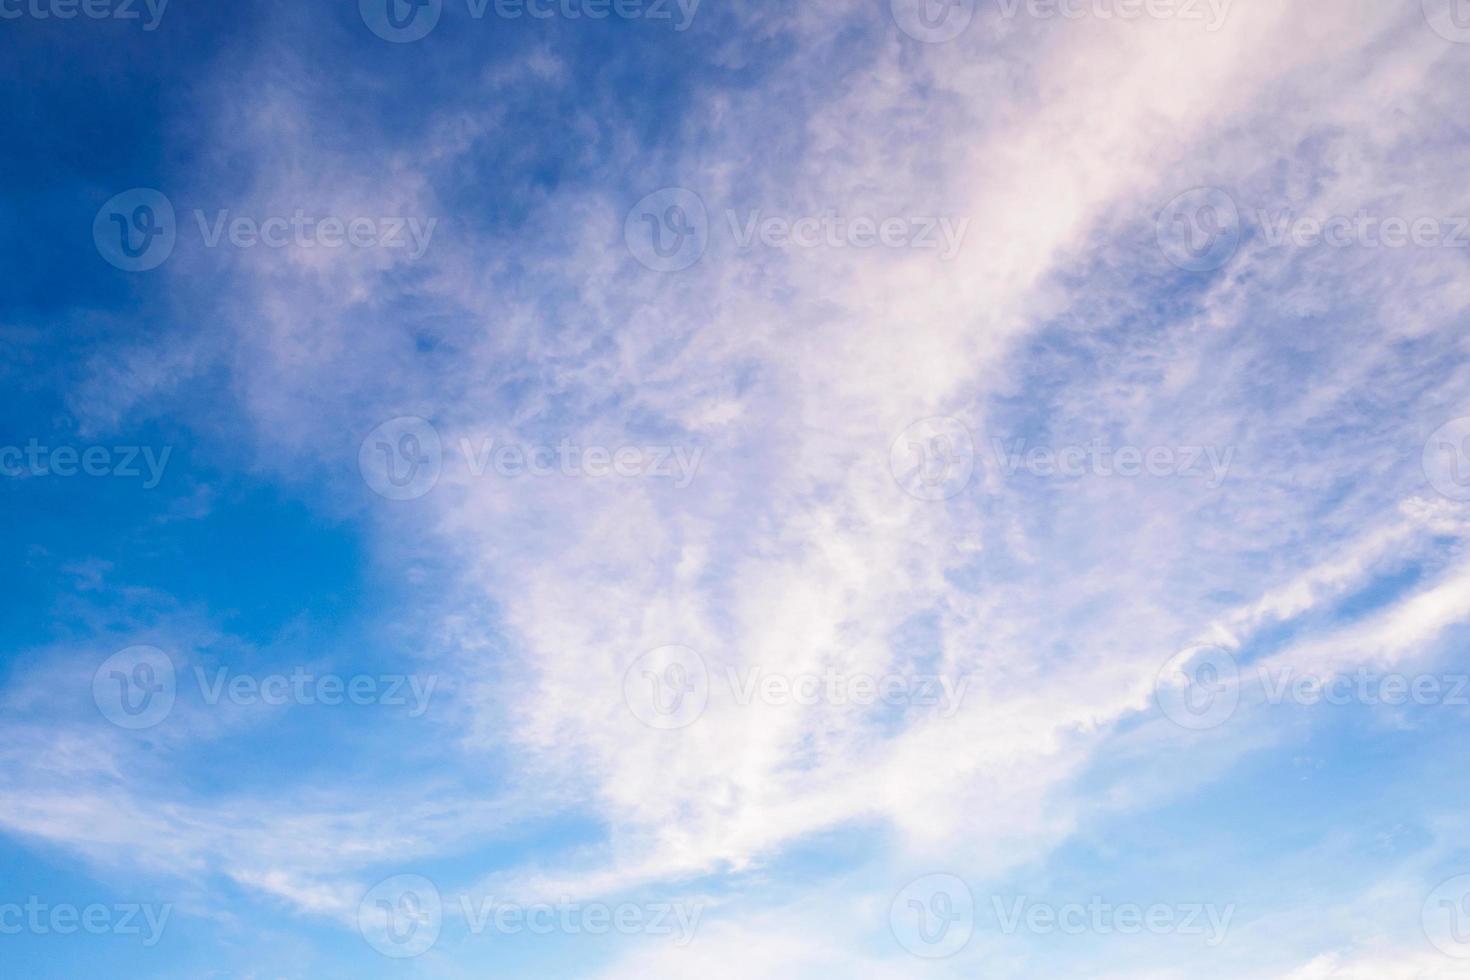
xmin=6 ymin=0 xmax=1470 ymax=975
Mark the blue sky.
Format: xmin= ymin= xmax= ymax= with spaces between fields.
xmin=6 ymin=0 xmax=1470 ymax=976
